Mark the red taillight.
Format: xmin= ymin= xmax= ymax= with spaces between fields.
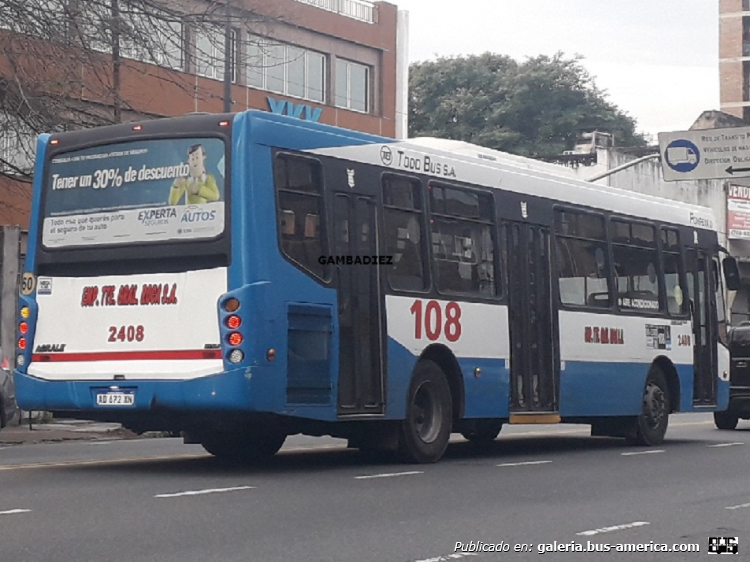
xmin=228 ymin=332 xmax=243 ymax=346
xmin=19 ymin=322 xmax=28 ymax=335
xmin=18 ymin=337 xmax=26 ymax=350
xmin=226 ymin=315 xmax=241 ymax=329
xmin=1 ymin=356 xmax=8 ymax=370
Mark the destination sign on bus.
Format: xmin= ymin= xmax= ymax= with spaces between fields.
xmin=42 ymin=138 xmax=226 ymax=248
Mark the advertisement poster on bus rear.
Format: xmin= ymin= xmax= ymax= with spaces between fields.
xmin=727 ymin=184 xmax=750 ymax=240
xmin=42 ymin=138 xmax=226 ymax=248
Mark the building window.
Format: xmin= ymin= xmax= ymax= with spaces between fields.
xmin=195 ymin=26 xmax=235 ymax=82
xmin=119 ymin=7 xmax=183 ymax=69
xmin=247 ymin=37 xmax=325 ymax=103
xmin=335 ymin=58 xmax=369 ymax=113
xmin=0 ymin=113 xmax=35 ymax=175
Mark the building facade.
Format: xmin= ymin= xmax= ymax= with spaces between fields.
xmin=720 ymin=0 xmax=750 ymax=119
xmin=0 ymin=0 xmax=408 ymax=229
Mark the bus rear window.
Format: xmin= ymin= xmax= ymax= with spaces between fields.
xmin=43 ymin=138 xmax=226 ymax=248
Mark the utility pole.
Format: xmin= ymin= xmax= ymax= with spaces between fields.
xmin=223 ymin=0 xmax=232 ymax=113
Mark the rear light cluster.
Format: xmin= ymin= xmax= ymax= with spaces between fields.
xmin=17 ymin=306 xmax=30 ymax=366
xmin=223 ymin=298 xmax=244 ymax=364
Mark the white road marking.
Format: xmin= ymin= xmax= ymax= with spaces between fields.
xmin=496 ymin=460 xmax=552 ymax=467
xmin=708 ymin=442 xmax=744 ymax=448
xmin=414 ymin=553 xmax=479 ymax=562
xmin=355 ymin=470 xmax=423 ymax=480
xmin=88 ymin=441 xmax=114 ymax=445
xmin=0 ymin=509 xmax=31 ymax=516
xmin=621 ymin=449 xmax=665 ymax=456
xmin=726 ymin=502 xmax=750 ymax=510
xmin=577 ymin=521 xmax=650 ymax=536
xmin=154 ymin=486 xmax=255 ymax=498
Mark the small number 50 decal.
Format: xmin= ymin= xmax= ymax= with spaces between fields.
xmin=410 ymin=300 xmax=462 ymax=342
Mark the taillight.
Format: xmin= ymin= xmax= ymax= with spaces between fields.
xmin=18 ymin=337 xmax=26 ymax=350
xmin=19 ymin=322 xmax=28 ymax=335
xmin=226 ymin=315 xmax=241 ymax=329
xmin=223 ymin=298 xmax=240 ymax=312
xmin=20 ymin=306 xmax=29 ymax=319
xmin=228 ymin=332 xmax=243 ymax=346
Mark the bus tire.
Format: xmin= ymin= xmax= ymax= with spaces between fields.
xmin=626 ymin=367 xmax=670 ymax=446
xmin=398 ymin=360 xmax=453 ymax=464
xmin=201 ymin=430 xmax=286 ymax=463
xmin=461 ymin=420 xmax=502 ymax=446
xmin=714 ymin=411 xmax=739 ymax=430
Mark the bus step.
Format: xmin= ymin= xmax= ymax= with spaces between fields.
xmin=509 ymin=413 xmax=561 ymax=424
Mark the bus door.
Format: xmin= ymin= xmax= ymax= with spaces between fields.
xmin=505 ymin=222 xmax=560 ymax=415
xmin=687 ymin=248 xmax=717 ymax=405
xmin=333 ymin=193 xmax=385 ymax=415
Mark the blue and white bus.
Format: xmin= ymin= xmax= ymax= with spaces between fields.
xmin=14 ymin=110 xmax=740 ymax=463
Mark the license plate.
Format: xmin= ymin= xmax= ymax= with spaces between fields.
xmin=95 ymin=392 xmax=135 ymax=406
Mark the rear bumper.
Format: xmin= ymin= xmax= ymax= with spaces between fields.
xmin=13 ymin=367 xmax=253 ymax=413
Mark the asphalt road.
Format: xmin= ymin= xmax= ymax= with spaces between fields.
xmin=1 ymin=413 xmax=748 ymax=562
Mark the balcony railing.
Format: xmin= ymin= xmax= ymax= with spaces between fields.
xmin=292 ymin=0 xmax=377 ymax=23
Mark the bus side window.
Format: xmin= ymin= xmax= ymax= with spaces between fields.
xmin=428 ymin=183 xmax=496 ymax=297
xmin=553 ymin=209 xmax=610 ymax=308
xmin=274 ymin=155 xmax=327 ymax=279
xmin=611 ymin=220 xmax=661 ymax=313
xmin=660 ymin=227 xmax=686 ymax=316
xmin=382 ymin=175 xmax=427 ymax=291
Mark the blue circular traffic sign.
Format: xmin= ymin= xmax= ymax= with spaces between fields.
xmin=664 ymin=139 xmax=700 ymax=173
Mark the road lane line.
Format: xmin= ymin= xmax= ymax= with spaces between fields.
xmin=355 ymin=470 xmax=424 ymax=480
xmin=0 ymin=509 xmax=31 ymax=516
xmin=496 ymin=460 xmax=552 ymax=467
xmin=413 ymin=553 xmax=480 ymax=562
xmin=708 ymin=442 xmax=744 ymax=448
xmin=154 ymin=486 xmax=255 ymax=498
xmin=621 ymin=449 xmax=665 ymax=456
xmin=726 ymin=502 xmax=750 ymax=510
xmin=577 ymin=521 xmax=650 ymax=536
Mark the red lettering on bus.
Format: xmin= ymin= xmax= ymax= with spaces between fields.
xmin=410 ymin=300 xmax=463 ymax=342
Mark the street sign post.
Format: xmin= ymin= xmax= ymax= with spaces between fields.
xmin=658 ymin=126 xmax=750 ymax=181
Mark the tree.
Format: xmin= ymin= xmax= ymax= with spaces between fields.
xmin=409 ymin=52 xmax=648 ymax=157
xmin=0 ymin=0 xmax=283 ymax=181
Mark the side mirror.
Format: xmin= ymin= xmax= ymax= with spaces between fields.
xmin=723 ymin=256 xmax=741 ymax=291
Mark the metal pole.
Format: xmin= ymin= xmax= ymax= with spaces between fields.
xmin=585 ymin=152 xmax=660 ymax=182
xmin=111 ymin=0 xmax=122 ymax=122
xmin=223 ymin=0 xmax=232 ymax=113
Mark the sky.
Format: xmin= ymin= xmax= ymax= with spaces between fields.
xmin=393 ymin=0 xmax=719 ymax=141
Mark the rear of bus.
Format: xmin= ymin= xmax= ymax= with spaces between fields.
xmin=13 ymin=114 xmax=240 ymax=431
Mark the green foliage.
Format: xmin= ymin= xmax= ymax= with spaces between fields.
xmin=409 ymin=52 xmax=648 ymax=157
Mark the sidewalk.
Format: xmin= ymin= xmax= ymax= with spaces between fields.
xmin=0 ymin=419 xmax=137 ymax=445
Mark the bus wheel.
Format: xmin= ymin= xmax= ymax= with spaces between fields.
xmin=627 ymin=367 xmax=670 ymax=446
xmin=398 ymin=360 xmax=452 ymax=464
xmin=201 ymin=430 xmax=286 ymax=463
xmin=461 ymin=420 xmax=502 ymax=446
xmin=714 ymin=411 xmax=739 ymax=430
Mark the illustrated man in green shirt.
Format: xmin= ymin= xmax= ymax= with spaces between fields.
xmin=169 ymin=144 xmax=221 ymax=205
